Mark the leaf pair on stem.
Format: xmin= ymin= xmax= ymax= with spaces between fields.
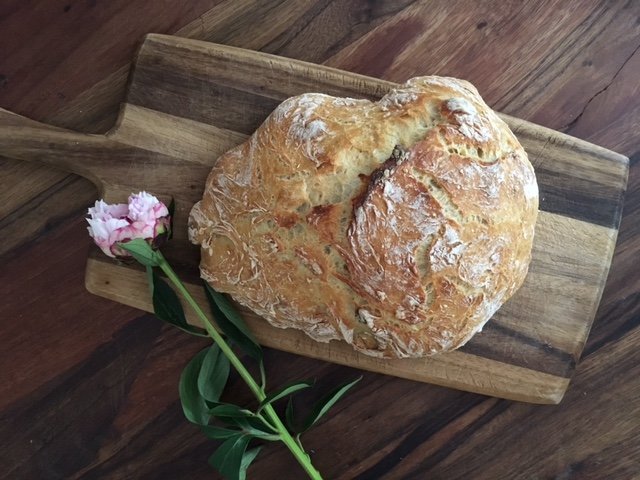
xmin=120 ymin=239 xmax=361 ymax=480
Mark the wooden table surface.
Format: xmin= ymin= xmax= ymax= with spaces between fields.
xmin=1 ymin=1 xmax=639 ymax=479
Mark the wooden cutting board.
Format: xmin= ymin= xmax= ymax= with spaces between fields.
xmin=0 ymin=34 xmax=628 ymax=404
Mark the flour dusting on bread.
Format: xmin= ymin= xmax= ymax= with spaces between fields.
xmin=189 ymin=76 xmax=538 ymax=358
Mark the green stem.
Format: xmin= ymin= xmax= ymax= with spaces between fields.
xmin=156 ymin=254 xmax=322 ymax=480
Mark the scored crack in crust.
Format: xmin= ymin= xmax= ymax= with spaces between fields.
xmin=188 ymin=76 xmax=539 ymax=358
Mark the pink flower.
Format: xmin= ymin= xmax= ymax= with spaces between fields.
xmin=87 ymin=191 xmax=171 ymax=258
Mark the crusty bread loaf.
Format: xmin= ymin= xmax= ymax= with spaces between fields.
xmin=188 ymin=76 xmax=538 ymax=358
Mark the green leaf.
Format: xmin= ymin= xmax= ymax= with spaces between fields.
xmin=233 ymin=417 xmax=279 ymax=441
xmin=119 ymin=238 xmax=159 ymax=266
xmin=204 ymin=283 xmax=262 ymax=360
xmin=240 ymin=447 xmax=262 ymax=479
xmin=209 ymin=434 xmax=251 ymax=480
xmin=285 ymin=397 xmax=297 ymax=433
xmin=208 ymin=403 xmax=254 ymax=418
xmin=301 ymin=376 xmax=362 ymax=432
xmin=258 ymin=380 xmax=313 ymax=411
xmin=208 ymin=407 xmax=280 ymax=440
xmin=202 ymin=419 xmax=277 ymax=442
xmin=201 ymin=425 xmax=242 ymax=440
xmin=152 ymin=271 xmax=208 ymax=337
xmin=197 ymin=344 xmax=230 ymax=403
xmin=179 ymin=348 xmax=210 ymax=425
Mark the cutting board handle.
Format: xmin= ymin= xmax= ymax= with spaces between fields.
xmin=0 ymin=107 xmax=109 ymax=188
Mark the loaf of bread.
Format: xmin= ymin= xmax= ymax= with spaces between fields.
xmin=188 ymin=76 xmax=538 ymax=358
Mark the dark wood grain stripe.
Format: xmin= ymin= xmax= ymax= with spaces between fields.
xmin=127 ymin=66 xmax=282 ymax=135
xmin=0 ymin=315 xmax=161 ymax=480
xmin=134 ymin=34 xmax=392 ymax=101
xmin=402 ymin=400 xmax=512 ymax=478
xmin=538 ymin=168 xmax=626 ymax=228
xmin=77 ymin=400 xmax=213 ymax=480
xmin=614 ymin=151 xmax=640 ymax=246
xmin=0 ymin=173 xmax=79 ymax=234
xmin=353 ymin=397 xmax=503 ymax=479
xmin=583 ymin=291 xmax=640 ymax=357
xmin=491 ymin=1 xmax=624 ymax=113
xmin=462 ymin=322 xmax=577 ymax=378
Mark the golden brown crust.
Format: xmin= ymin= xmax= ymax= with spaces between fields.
xmin=188 ymin=76 xmax=538 ymax=358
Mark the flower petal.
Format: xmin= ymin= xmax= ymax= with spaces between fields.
xmin=128 ymin=191 xmax=164 ymax=223
xmin=87 ymin=193 xmax=170 ymax=259
xmin=88 ymin=199 xmax=128 ymax=221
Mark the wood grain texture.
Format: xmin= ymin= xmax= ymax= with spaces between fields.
xmin=1 ymin=1 xmax=639 ymax=478
xmin=85 ymin=256 xmax=570 ymax=404
xmin=0 ymin=34 xmax=627 ymax=404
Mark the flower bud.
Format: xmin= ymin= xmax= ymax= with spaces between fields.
xmin=86 ymin=191 xmax=171 ymax=258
